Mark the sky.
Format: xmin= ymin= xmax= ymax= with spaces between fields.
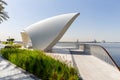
xmin=0 ymin=0 xmax=120 ymax=42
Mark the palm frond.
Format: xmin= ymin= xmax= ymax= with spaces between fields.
xmin=0 ymin=0 xmax=7 ymax=5
xmin=0 ymin=11 xmax=9 ymax=18
xmin=0 ymin=17 xmax=3 ymax=23
xmin=0 ymin=0 xmax=9 ymax=23
xmin=0 ymin=11 xmax=9 ymax=23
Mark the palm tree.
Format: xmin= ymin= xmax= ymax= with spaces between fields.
xmin=0 ymin=0 xmax=9 ymax=23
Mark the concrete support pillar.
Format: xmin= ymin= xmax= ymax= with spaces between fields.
xmin=83 ymin=44 xmax=91 ymax=55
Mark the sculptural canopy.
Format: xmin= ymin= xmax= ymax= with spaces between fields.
xmin=21 ymin=13 xmax=80 ymax=51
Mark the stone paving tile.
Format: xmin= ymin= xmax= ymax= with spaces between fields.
xmin=0 ymin=56 xmax=40 ymax=80
xmin=73 ymin=54 xmax=120 ymax=80
xmin=49 ymin=48 xmax=120 ymax=80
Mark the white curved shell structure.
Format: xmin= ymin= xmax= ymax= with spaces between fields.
xmin=21 ymin=13 xmax=80 ymax=51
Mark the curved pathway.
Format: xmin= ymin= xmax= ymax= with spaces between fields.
xmin=51 ymin=47 xmax=120 ymax=80
xmin=70 ymin=50 xmax=120 ymax=80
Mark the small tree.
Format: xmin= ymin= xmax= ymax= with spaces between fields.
xmin=7 ymin=38 xmax=14 ymax=42
xmin=102 ymin=40 xmax=106 ymax=43
xmin=7 ymin=38 xmax=14 ymax=45
xmin=93 ymin=39 xmax=97 ymax=43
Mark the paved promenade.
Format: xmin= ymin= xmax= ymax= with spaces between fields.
xmin=46 ymin=48 xmax=73 ymax=66
xmin=50 ymin=48 xmax=120 ymax=80
xmin=0 ymin=56 xmax=39 ymax=80
xmin=71 ymin=52 xmax=120 ymax=80
xmin=0 ymin=47 xmax=120 ymax=80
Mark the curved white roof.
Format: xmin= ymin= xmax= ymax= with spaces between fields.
xmin=21 ymin=13 xmax=80 ymax=51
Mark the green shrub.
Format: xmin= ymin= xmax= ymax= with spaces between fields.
xmin=2 ymin=41 xmax=8 ymax=44
xmin=13 ymin=44 xmax=22 ymax=48
xmin=0 ymin=48 xmax=80 ymax=80
xmin=4 ymin=45 xmax=14 ymax=48
xmin=4 ymin=44 xmax=22 ymax=49
xmin=2 ymin=41 xmax=13 ymax=45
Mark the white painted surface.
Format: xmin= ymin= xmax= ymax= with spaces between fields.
xmin=21 ymin=13 xmax=80 ymax=51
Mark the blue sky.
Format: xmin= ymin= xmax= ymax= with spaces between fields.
xmin=0 ymin=0 xmax=120 ymax=42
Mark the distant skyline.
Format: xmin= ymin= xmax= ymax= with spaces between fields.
xmin=0 ymin=0 xmax=120 ymax=42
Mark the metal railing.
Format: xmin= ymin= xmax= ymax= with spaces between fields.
xmin=54 ymin=42 xmax=120 ymax=71
xmin=88 ymin=44 xmax=120 ymax=71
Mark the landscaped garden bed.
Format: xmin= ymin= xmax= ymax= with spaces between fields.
xmin=0 ymin=48 xmax=80 ymax=80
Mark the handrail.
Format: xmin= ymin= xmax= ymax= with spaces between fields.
xmin=55 ymin=42 xmax=120 ymax=71
xmin=88 ymin=44 xmax=120 ymax=71
xmin=99 ymin=45 xmax=120 ymax=71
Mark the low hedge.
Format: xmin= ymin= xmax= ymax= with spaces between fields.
xmin=4 ymin=44 xmax=22 ymax=49
xmin=0 ymin=48 xmax=79 ymax=80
